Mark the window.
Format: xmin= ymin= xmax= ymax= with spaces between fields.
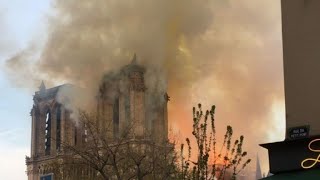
xmin=56 ymin=105 xmax=61 ymax=151
xmin=83 ymin=123 xmax=88 ymax=143
xmin=113 ymin=98 xmax=119 ymax=138
xmin=74 ymin=127 xmax=77 ymax=146
xmin=45 ymin=110 xmax=51 ymax=155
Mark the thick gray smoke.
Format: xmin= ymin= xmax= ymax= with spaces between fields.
xmin=5 ymin=0 xmax=284 ymax=174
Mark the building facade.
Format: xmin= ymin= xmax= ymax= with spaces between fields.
xmin=282 ymin=0 xmax=320 ymax=137
xmin=261 ymin=0 xmax=320 ymax=179
xmin=26 ymin=55 xmax=169 ymax=180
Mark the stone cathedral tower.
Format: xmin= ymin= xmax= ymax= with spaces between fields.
xmin=26 ymin=55 xmax=169 ymax=180
xmin=97 ymin=54 xmax=169 ymax=141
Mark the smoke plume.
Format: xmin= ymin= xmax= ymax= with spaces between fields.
xmin=5 ymin=0 xmax=284 ymax=174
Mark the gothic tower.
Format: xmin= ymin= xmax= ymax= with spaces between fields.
xmin=97 ymin=54 xmax=169 ymax=141
xmin=26 ymin=83 xmax=80 ymax=180
xmin=26 ymin=55 xmax=169 ymax=179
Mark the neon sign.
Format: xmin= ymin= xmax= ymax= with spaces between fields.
xmin=301 ymin=139 xmax=320 ymax=169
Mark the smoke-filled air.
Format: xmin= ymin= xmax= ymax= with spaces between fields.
xmin=5 ymin=0 xmax=284 ymax=173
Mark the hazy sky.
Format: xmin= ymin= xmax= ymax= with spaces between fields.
xmin=0 ymin=1 xmax=285 ymax=179
xmin=0 ymin=1 xmax=51 ymax=179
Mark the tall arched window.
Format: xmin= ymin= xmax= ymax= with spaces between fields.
xmin=113 ymin=98 xmax=119 ymax=138
xmin=74 ymin=126 xmax=77 ymax=146
xmin=56 ymin=105 xmax=61 ymax=151
xmin=45 ymin=109 xmax=51 ymax=155
xmin=83 ymin=123 xmax=88 ymax=143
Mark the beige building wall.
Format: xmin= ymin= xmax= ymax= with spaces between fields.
xmin=282 ymin=0 xmax=320 ymax=136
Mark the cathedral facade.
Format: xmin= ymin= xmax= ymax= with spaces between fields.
xmin=26 ymin=55 xmax=169 ymax=180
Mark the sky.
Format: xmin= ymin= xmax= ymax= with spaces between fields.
xmin=0 ymin=1 xmax=285 ymax=179
xmin=0 ymin=1 xmax=51 ymax=179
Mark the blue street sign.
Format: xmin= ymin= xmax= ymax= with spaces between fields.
xmin=40 ymin=174 xmax=53 ymax=180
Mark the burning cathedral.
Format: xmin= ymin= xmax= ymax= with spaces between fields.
xmin=25 ymin=55 xmax=169 ymax=180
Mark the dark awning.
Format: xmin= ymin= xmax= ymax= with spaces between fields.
xmin=260 ymin=135 xmax=320 ymax=174
xmin=261 ymin=169 xmax=320 ymax=180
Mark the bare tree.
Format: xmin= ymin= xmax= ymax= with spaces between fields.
xmin=49 ymin=104 xmax=250 ymax=180
xmin=179 ymin=104 xmax=251 ymax=180
xmin=53 ymin=110 xmax=178 ymax=180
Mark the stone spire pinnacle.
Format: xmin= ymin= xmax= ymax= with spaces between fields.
xmin=256 ymin=154 xmax=262 ymax=180
xmin=39 ymin=81 xmax=46 ymax=90
xmin=131 ymin=53 xmax=137 ymax=64
xmin=39 ymin=81 xmax=46 ymax=94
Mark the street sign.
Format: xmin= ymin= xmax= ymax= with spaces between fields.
xmin=288 ymin=125 xmax=310 ymax=140
xmin=40 ymin=173 xmax=53 ymax=180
